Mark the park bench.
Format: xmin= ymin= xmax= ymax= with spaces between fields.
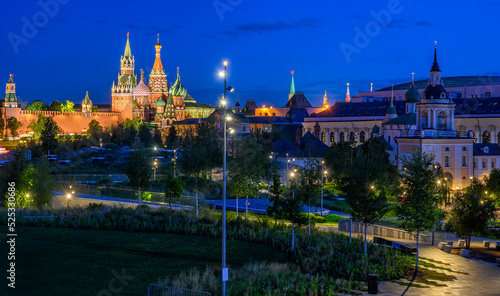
xmin=373 ymin=236 xmax=416 ymax=254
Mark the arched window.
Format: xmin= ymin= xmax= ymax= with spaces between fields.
xmin=242 ymin=126 xmax=246 ymax=132
xmin=462 ymin=156 xmax=467 ymax=167
xmin=421 ymin=112 xmax=428 ymax=128
xmin=349 ymin=131 xmax=355 ymax=142
xmin=359 ymin=131 xmax=366 ymax=143
xmin=321 ymin=132 xmax=325 ymax=142
xmin=468 ymin=130 xmax=475 ymax=139
xmin=437 ymin=111 xmax=446 ymax=129
xmin=483 ymin=130 xmax=491 ymax=143
xmin=445 ymin=156 xmax=450 ymax=167
xmin=339 ymin=132 xmax=345 ymax=142
xmin=462 ymin=176 xmax=466 ymax=187
xmin=330 ymin=132 xmax=334 ymax=143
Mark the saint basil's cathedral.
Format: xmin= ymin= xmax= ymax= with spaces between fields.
xmin=111 ymin=32 xmax=193 ymax=128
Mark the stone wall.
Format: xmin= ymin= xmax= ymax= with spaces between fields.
xmin=338 ymin=220 xmax=444 ymax=243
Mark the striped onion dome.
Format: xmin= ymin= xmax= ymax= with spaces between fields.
xmin=133 ymin=75 xmax=151 ymax=97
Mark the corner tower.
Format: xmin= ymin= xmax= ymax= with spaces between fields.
xmin=4 ymin=74 xmax=18 ymax=108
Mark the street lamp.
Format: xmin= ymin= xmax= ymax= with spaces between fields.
xmin=220 ymin=60 xmax=233 ymax=296
xmin=66 ymin=193 xmax=71 ymax=208
xmin=321 ymin=169 xmax=327 ymax=216
xmin=153 ymin=159 xmax=158 ymax=181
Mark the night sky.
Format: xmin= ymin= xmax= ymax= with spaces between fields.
xmin=2 ymin=0 xmax=500 ymax=108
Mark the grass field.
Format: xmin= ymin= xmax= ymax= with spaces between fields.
xmin=0 ymin=227 xmax=286 ymax=296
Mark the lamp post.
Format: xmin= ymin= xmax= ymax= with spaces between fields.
xmin=66 ymin=193 xmax=71 ymax=208
xmin=286 ymin=153 xmax=290 ymax=188
xmin=321 ymin=167 xmax=327 ymax=217
xmin=153 ymin=159 xmax=158 ymax=181
xmin=220 ymin=60 xmax=233 ymax=296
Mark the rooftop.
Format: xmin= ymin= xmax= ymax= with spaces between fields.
xmin=376 ymin=76 xmax=500 ymax=91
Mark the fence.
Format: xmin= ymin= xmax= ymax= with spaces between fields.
xmin=147 ymin=284 xmax=211 ymax=296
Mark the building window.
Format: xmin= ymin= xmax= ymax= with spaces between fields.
xmin=462 ymin=146 xmax=467 ymax=152
xmin=492 ymin=162 xmax=496 ymax=169
xmin=498 ymin=132 xmax=500 ymax=144
xmin=421 ymin=112 xmax=428 ymax=128
xmin=456 ymin=93 xmax=462 ymax=98
xmin=485 ymin=92 xmax=491 ymax=98
xmin=468 ymin=130 xmax=475 ymax=139
xmin=462 ymin=156 xmax=467 ymax=167
xmin=428 ymin=146 xmax=434 ymax=153
xmin=359 ymin=131 xmax=366 ymax=143
xmin=483 ymin=161 xmax=486 ymax=169
xmin=437 ymin=111 xmax=447 ymax=130
xmin=339 ymin=132 xmax=345 ymax=142
xmin=474 ymin=161 xmax=477 ymax=169
xmin=321 ymin=132 xmax=325 ymax=143
xmin=445 ymin=156 xmax=450 ymax=167
xmin=330 ymin=132 xmax=334 ymax=143
xmin=483 ymin=131 xmax=491 ymax=143
xmin=349 ymin=132 xmax=355 ymax=142
xmin=445 ymin=147 xmax=450 ymax=152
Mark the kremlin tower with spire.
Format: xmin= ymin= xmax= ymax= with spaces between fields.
xmin=111 ymin=32 xmax=136 ymax=120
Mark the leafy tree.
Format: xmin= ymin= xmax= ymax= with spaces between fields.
xmin=138 ymin=124 xmax=152 ymax=147
xmin=125 ymin=149 xmax=152 ymax=204
xmin=282 ymin=176 xmax=307 ymax=251
xmin=92 ymin=105 xmax=98 ymax=112
xmin=0 ymin=117 xmax=5 ymax=138
xmin=195 ymin=122 xmax=222 ymax=180
xmin=87 ymin=119 xmax=103 ymax=142
xmin=228 ymin=134 xmax=265 ymax=219
xmin=166 ymin=126 xmax=178 ymax=148
xmin=123 ymin=125 xmax=137 ymax=146
xmin=6 ymin=117 xmax=22 ymax=138
xmin=49 ymin=100 xmax=63 ymax=111
xmin=111 ymin=123 xmax=124 ymax=146
xmin=485 ymin=168 xmax=500 ymax=202
xmin=40 ymin=116 xmax=61 ymax=154
xmin=397 ymin=152 xmax=438 ymax=271
xmin=61 ymin=100 xmax=75 ymax=112
xmin=28 ymin=113 xmax=49 ymax=138
xmin=25 ymin=100 xmax=49 ymax=111
xmin=448 ymin=179 xmax=496 ymax=249
xmin=153 ymin=128 xmax=163 ymax=146
xmin=163 ymin=172 xmax=184 ymax=209
xmin=324 ymin=141 xmax=353 ymax=191
xmin=266 ymin=170 xmax=284 ymax=227
xmin=296 ymin=158 xmax=320 ymax=235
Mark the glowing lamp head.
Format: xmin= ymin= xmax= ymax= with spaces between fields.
xmin=67 ymin=193 xmax=71 ymax=199
xmin=223 ymin=61 xmax=228 ymax=66
xmin=226 ymin=115 xmax=232 ymax=121
xmin=229 ymin=128 xmax=235 ymax=134
xmin=221 ymin=99 xmax=227 ymax=106
xmin=218 ymin=71 xmax=225 ymax=78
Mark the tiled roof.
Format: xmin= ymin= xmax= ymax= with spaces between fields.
xmin=246 ymin=116 xmax=289 ymax=124
xmin=311 ymin=101 xmax=406 ymax=117
xmin=453 ymin=97 xmax=500 ymax=115
xmin=473 ymin=143 xmax=500 ymax=156
xmin=284 ymin=93 xmax=313 ymax=108
xmin=184 ymin=102 xmax=216 ymax=108
xmin=382 ymin=113 xmax=416 ymax=126
xmin=377 ymin=76 xmax=500 ymax=91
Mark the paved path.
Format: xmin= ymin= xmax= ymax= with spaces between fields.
xmin=333 ymin=231 xmax=500 ymax=296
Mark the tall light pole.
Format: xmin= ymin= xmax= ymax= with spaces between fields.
xmin=153 ymin=159 xmax=158 ymax=181
xmin=321 ymin=166 xmax=327 ymax=217
xmin=220 ymin=60 xmax=233 ymax=296
xmin=286 ymin=153 xmax=289 ymax=188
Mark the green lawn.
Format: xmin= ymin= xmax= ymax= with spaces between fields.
xmin=0 ymin=227 xmax=285 ymax=296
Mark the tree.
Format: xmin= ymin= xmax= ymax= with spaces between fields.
xmin=40 ymin=116 xmax=61 ymax=154
xmin=25 ymin=100 xmax=49 ymax=111
xmin=267 ymin=170 xmax=284 ymax=227
xmin=448 ymin=179 xmax=496 ymax=249
xmin=397 ymin=152 xmax=438 ymax=271
xmin=92 ymin=105 xmax=98 ymax=112
xmin=6 ymin=117 xmax=22 ymax=138
xmin=28 ymin=113 xmax=49 ymax=138
xmin=61 ymin=100 xmax=75 ymax=112
xmin=163 ymin=172 xmax=184 ymax=209
xmin=228 ymin=134 xmax=265 ymax=219
xmin=153 ymin=128 xmax=163 ymax=146
xmin=341 ymin=137 xmax=393 ymax=254
xmin=49 ymin=100 xmax=63 ymax=111
xmin=138 ymin=124 xmax=152 ymax=147
xmin=296 ymin=158 xmax=320 ymax=235
xmin=125 ymin=149 xmax=152 ymax=204
xmin=0 ymin=117 xmax=5 ymax=138
xmin=281 ymin=177 xmax=307 ymax=251
xmin=166 ymin=126 xmax=178 ymax=148
xmin=87 ymin=119 xmax=103 ymax=142
xmin=195 ymin=122 xmax=222 ymax=180
xmin=485 ymin=168 xmax=500 ymax=202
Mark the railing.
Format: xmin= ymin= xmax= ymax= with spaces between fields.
xmin=147 ymin=284 xmax=211 ymax=296
xmin=401 ymin=129 xmax=466 ymax=138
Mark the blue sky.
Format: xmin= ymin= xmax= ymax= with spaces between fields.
xmin=2 ymin=0 xmax=500 ymax=108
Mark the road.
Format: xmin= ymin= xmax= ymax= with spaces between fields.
xmin=53 ymin=191 xmax=191 ymax=210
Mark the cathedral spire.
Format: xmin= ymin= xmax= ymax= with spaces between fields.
xmin=345 ymin=83 xmax=351 ymax=103
xmin=323 ymin=90 xmax=329 ymax=108
xmin=124 ymin=32 xmax=132 ymax=58
xmin=430 ymin=41 xmax=440 ymax=72
xmin=289 ymin=71 xmax=296 ymax=95
xmin=152 ymin=34 xmax=164 ymax=73
xmin=390 ymin=85 xmax=394 ymax=107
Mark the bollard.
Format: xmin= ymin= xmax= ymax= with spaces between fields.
xmin=368 ymin=274 xmax=379 ymax=294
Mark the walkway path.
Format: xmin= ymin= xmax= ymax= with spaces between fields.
xmin=334 ymin=231 xmax=500 ymax=295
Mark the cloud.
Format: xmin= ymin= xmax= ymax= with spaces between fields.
xmin=225 ymin=17 xmax=323 ymax=36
